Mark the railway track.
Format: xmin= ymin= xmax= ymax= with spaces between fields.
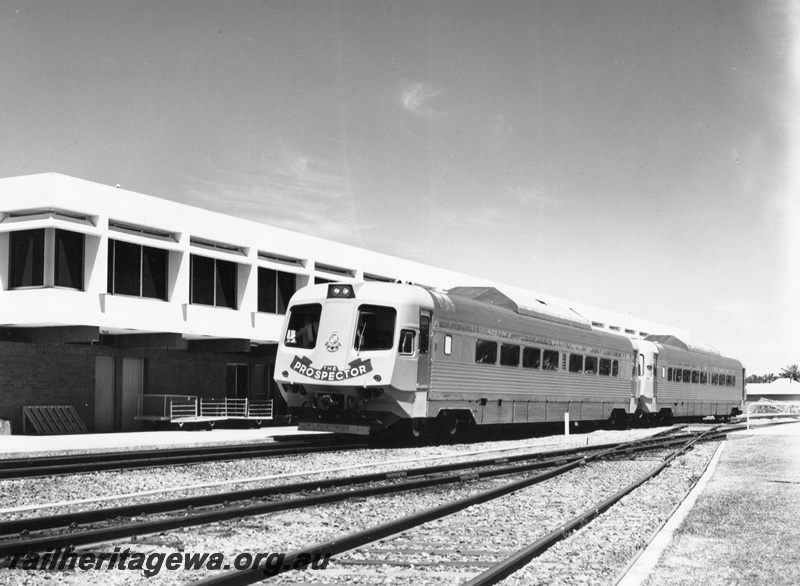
xmin=0 ymin=437 xmax=366 ymax=479
xmin=188 ymin=427 xmax=718 ymax=585
xmin=0 ymin=427 xmax=721 ymax=566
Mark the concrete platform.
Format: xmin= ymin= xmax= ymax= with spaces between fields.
xmin=0 ymin=426 xmax=324 ymax=458
xmin=619 ymin=421 xmax=800 ymax=586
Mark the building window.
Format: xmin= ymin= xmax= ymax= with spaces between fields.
xmin=190 ymin=254 xmax=237 ymax=309
xmin=9 ymin=228 xmax=45 ymax=288
xmin=107 ymin=239 xmax=168 ymax=300
xmin=258 ymin=268 xmax=296 ymax=314
xmin=54 ymin=229 xmax=84 ymax=289
xmin=9 ymin=228 xmax=84 ymax=290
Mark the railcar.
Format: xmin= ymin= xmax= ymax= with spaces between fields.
xmin=631 ymin=336 xmax=744 ymax=421
xmin=274 ymin=282 xmax=743 ymax=436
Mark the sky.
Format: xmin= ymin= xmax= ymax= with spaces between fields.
xmin=0 ymin=0 xmax=797 ymax=375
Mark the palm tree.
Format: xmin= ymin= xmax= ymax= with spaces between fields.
xmin=781 ymin=364 xmax=800 ymax=383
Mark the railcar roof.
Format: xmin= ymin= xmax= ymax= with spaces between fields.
xmin=644 ymin=334 xmax=721 ymax=357
xmin=445 ymin=286 xmax=592 ymax=330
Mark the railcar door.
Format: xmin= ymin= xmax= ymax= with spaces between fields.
xmin=634 ymin=341 xmax=658 ymax=414
xmin=416 ymin=311 xmax=431 ymax=390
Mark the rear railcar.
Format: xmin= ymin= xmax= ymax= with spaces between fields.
xmin=644 ymin=335 xmax=743 ymax=420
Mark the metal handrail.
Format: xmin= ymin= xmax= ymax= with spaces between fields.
xmin=746 ymin=399 xmax=800 ymax=430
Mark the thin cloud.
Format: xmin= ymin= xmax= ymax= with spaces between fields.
xmin=401 ymin=82 xmax=444 ymax=119
xmin=184 ymin=144 xmax=362 ymax=243
xmin=508 ymin=185 xmax=560 ymax=207
xmin=488 ymin=114 xmax=513 ymax=149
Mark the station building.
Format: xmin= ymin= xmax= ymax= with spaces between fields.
xmin=0 ymin=173 xmax=684 ymax=434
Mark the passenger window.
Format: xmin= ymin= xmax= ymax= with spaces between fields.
xmin=284 ymin=303 xmax=322 ymax=349
xmin=444 ymin=334 xmax=452 ymax=356
xmin=522 ymin=347 xmax=541 ymax=369
xmin=675 ymin=369 xmax=683 ymax=383
xmin=543 ymin=350 xmax=559 ymax=370
xmin=500 ymin=344 xmax=520 ymax=367
xmin=399 ymin=330 xmax=415 ymax=355
xmin=692 ymin=371 xmax=700 ymax=383
xmin=569 ymin=354 xmax=584 ymax=373
xmin=700 ymin=372 xmax=708 ymax=384
xmin=585 ymin=356 xmax=598 ymax=374
xmin=711 ymin=373 xmax=718 ymax=385
xmin=683 ymin=369 xmax=691 ymax=383
xmin=599 ymin=358 xmax=611 ymax=376
xmin=475 ymin=340 xmax=497 ymax=364
xmin=612 ymin=360 xmax=619 ymax=377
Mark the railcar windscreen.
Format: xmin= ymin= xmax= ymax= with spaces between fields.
xmin=354 ymin=305 xmax=396 ymax=351
xmin=284 ymin=303 xmax=322 ymax=349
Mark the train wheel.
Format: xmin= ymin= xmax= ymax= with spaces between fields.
xmin=444 ymin=414 xmax=459 ymax=437
xmin=402 ymin=418 xmax=428 ymax=441
xmin=608 ymin=409 xmax=629 ymax=429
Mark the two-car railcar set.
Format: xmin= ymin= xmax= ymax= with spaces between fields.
xmin=274 ymin=282 xmax=744 ymax=437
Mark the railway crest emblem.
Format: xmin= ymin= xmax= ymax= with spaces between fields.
xmin=325 ymin=332 xmax=342 ymax=353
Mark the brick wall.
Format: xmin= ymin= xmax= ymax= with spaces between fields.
xmin=0 ymin=341 xmax=276 ymax=434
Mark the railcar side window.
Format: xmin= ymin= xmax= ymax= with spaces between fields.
xmin=284 ymin=303 xmax=322 ymax=349
xmin=700 ymin=372 xmax=708 ymax=384
xmin=543 ymin=350 xmax=559 ymax=370
xmin=674 ymin=369 xmax=682 ymax=383
xmin=569 ymin=354 xmax=584 ymax=373
xmin=522 ymin=347 xmax=541 ymax=369
xmin=399 ymin=330 xmax=415 ymax=355
xmin=354 ymin=305 xmax=396 ymax=351
xmin=585 ymin=356 xmax=598 ymax=374
xmin=444 ymin=335 xmax=452 ymax=356
xmin=692 ymin=371 xmax=700 ymax=383
xmin=683 ymin=369 xmax=691 ymax=383
xmin=599 ymin=358 xmax=611 ymax=376
xmin=612 ymin=360 xmax=619 ymax=377
xmin=500 ymin=344 xmax=520 ymax=367
xmin=475 ymin=340 xmax=497 ymax=364
xmin=711 ymin=373 xmax=718 ymax=385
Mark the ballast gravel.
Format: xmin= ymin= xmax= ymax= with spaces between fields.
xmin=0 ymin=428 xmax=719 ymax=586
